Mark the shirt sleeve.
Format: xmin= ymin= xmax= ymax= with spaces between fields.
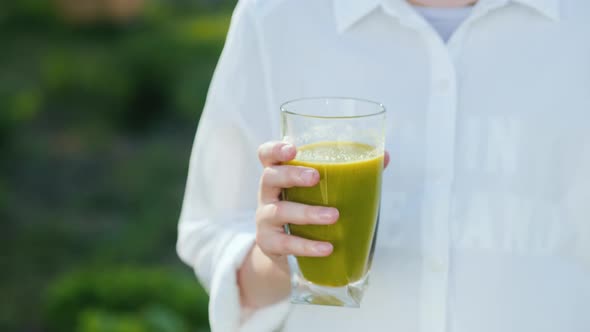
xmin=176 ymin=1 xmax=291 ymax=331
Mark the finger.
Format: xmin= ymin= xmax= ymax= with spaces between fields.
xmin=384 ymin=150 xmax=390 ymax=169
xmin=257 ymin=231 xmax=333 ymax=257
xmin=257 ymin=201 xmax=339 ymax=227
xmin=257 ymin=141 xmax=297 ymax=167
xmin=259 ymin=165 xmax=319 ymax=203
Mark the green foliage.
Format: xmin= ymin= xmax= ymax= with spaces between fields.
xmin=44 ymin=267 xmax=209 ymax=332
xmin=79 ymin=310 xmax=150 ymax=332
xmin=0 ymin=1 xmax=236 ymax=330
xmin=78 ymin=306 xmax=195 ymax=332
xmin=0 ymin=0 xmax=231 ymax=142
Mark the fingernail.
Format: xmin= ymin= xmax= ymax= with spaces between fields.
xmin=313 ymin=242 xmax=333 ymax=254
xmin=300 ymin=169 xmax=317 ymax=183
xmin=281 ymin=144 xmax=295 ymax=159
xmin=317 ymin=208 xmax=338 ymax=222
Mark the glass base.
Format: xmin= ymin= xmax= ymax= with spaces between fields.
xmin=287 ymin=255 xmax=370 ymax=308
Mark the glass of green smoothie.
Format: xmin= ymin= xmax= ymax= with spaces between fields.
xmin=281 ymin=97 xmax=386 ymax=307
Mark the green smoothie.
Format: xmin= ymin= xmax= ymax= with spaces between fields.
xmin=283 ymin=141 xmax=383 ymax=287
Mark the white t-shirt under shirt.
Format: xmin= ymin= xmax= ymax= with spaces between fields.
xmin=412 ymin=5 xmax=473 ymax=42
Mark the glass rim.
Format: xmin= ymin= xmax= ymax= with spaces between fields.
xmin=280 ymin=97 xmax=386 ymax=119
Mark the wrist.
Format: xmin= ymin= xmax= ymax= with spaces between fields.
xmin=237 ymin=244 xmax=290 ymax=309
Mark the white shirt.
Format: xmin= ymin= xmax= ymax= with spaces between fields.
xmin=412 ymin=5 xmax=473 ymax=42
xmin=176 ymin=0 xmax=590 ymax=331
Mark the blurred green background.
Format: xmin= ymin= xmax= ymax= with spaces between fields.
xmin=1 ymin=0 xmax=237 ymax=331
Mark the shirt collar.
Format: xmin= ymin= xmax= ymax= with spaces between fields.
xmin=333 ymin=0 xmax=560 ymax=33
xmin=333 ymin=0 xmax=382 ymax=33
xmin=512 ymin=0 xmax=560 ymax=21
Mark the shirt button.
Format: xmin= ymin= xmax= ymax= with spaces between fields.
xmin=436 ymin=79 xmax=451 ymax=94
xmin=434 ymin=174 xmax=444 ymax=185
xmin=431 ymin=259 xmax=447 ymax=273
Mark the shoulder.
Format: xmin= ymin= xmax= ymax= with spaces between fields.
xmin=235 ymin=0 xmax=330 ymax=21
xmin=236 ymin=0 xmax=285 ymax=12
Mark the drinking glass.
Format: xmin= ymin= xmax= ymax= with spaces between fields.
xmin=281 ymin=97 xmax=386 ymax=307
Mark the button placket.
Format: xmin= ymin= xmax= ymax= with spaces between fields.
xmin=419 ymin=34 xmax=458 ymax=332
xmin=436 ymin=78 xmax=451 ymax=94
